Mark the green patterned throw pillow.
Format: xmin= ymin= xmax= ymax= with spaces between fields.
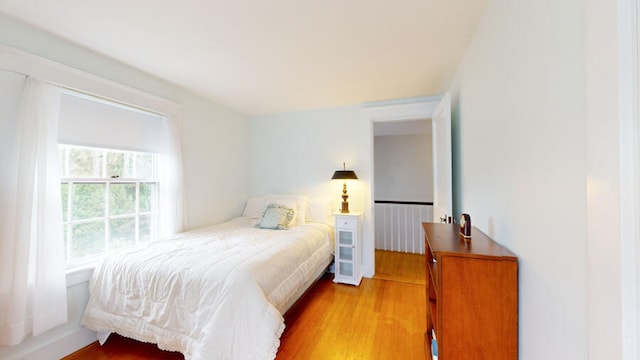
xmin=256 ymin=203 xmax=295 ymax=230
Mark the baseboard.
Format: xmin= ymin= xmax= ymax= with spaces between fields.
xmin=20 ymin=327 xmax=97 ymax=360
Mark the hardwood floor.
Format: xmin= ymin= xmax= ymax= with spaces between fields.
xmin=373 ymin=249 xmax=426 ymax=285
xmin=62 ymin=335 xmax=183 ymax=360
xmin=277 ymin=274 xmax=426 ymax=359
xmin=63 ymin=251 xmax=425 ymax=360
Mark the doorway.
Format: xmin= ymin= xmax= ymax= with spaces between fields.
xmin=373 ymin=119 xmax=432 ymax=255
xmin=361 ymin=94 xmax=452 ymax=278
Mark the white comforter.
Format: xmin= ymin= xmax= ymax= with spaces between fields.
xmin=81 ymin=217 xmax=332 ymax=360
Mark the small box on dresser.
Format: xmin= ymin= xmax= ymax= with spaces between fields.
xmin=333 ymin=212 xmax=362 ymax=286
xmin=423 ymin=222 xmax=518 ymax=360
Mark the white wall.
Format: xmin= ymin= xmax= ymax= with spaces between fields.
xmin=0 ymin=14 xmax=248 ymax=359
xmin=247 ymin=105 xmax=364 ymax=207
xmin=451 ymin=0 xmax=626 ymax=359
xmin=180 ymin=96 xmax=248 ymax=228
xmin=374 ymin=134 xmax=433 ymax=202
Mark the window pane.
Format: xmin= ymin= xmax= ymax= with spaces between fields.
xmin=71 ymin=221 xmax=105 ymax=258
xmin=106 ymin=152 xmax=123 ymax=178
xmin=139 ymin=182 xmax=156 ymax=212
xmin=72 ymin=183 xmax=105 ymax=219
xmin=139 ymin=214 xmax=151 ymax=242
xmin=61 ymin=183 xmax=69 ymax=222
xmin=110 ymin=217 xmax=136 ymax=249
xmin=68 ymin=147 xmax=103 ymax=178
xmin=106 ymin=151 xmax=135 ymax=178
xmin=110 ymin=183 xmax=136 ymax=216
xmin=136 ymin=153 xmax=155 ymax=178
xmin=123 ymin=152 xmax=135 ymax=178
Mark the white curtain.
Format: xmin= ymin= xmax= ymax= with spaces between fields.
xmin=158 ymin=115 xmax=185 ymax=236
xmin=0 ymin=78 xmax=67 ymax=346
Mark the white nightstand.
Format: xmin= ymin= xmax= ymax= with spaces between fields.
xmin=333 ymin=211 xmax=362 ymax=286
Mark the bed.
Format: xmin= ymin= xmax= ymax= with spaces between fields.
xmin=81 ymin=196 xmax=335 ymax=360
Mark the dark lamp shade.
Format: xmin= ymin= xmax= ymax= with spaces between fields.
xmin=331 ymin=170 xmax=358 ymax=180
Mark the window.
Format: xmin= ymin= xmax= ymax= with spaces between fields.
xmin=59 ymin=144 xmax=159 ymax=267
xmin=56 ymin=91 xmax=184 ymax=268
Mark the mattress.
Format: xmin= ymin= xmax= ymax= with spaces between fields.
xmin=81 ymin=217 xmax=333 ymax=360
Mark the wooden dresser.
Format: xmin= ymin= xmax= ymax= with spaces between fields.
xmin=423 ymin=223 xmax=518 ymax=359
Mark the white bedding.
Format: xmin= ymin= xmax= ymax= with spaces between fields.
xmin=81 ymin=217 xmax=333 ymax=360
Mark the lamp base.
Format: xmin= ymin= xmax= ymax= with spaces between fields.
xmin=341 ymin=201 xmax=350 ymax=213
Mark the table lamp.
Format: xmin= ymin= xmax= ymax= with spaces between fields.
xmin=331 ymin=162 xmax=358 ymax=213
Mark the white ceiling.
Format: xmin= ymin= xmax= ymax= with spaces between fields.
xmin=0 ymin=0 xmax=487 ymax=116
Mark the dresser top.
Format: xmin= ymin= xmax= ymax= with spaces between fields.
xmin=422 ymin=223 xmax=517 ymax=260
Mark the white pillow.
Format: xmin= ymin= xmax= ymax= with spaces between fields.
xmin=242 ymin=196 xmax=267 ymax=219
xmin=306 ymin=198 xmax=336 ymax=226
xmin=267 ymin=194 xmax=308 ymax=226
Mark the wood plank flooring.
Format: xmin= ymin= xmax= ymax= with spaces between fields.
xmin=277 ymin=274 xmax=425 ymax=359
xmin=62 ymin=335 xmax=183 ymax=360
xmin=373 ymin=249 xmax=426 ymax=285
xmin=63 ymin=250 xmax=425 ymax=360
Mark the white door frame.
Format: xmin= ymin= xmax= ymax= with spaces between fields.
xmin=360 ymin=96 xmax=442 ymax=277
xmin=430 ymin=93 xmax=453 ymax=223
xmin=618 ymin=0 xmax=640 ymax=356
xmin=585 ymin=0 xmax=638 ymax=358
